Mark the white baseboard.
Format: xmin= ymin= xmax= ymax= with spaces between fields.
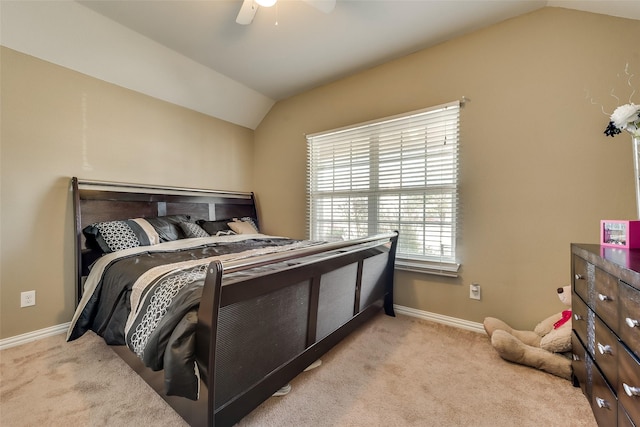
xmin=0 ymin=307 xmax=484 ymax=351
xmin=0 ymin=322 xmax=70 ymax=351
xmin=394 ymin=304 xmax=486 ymax=334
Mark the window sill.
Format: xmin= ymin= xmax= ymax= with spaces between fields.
xmin=395 ymin=258 xmax=460 ymax=278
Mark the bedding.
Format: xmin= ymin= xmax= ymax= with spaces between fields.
xmin=228 ymin=219 xmax=258 ymax=234
xmin=196 ymin=216 xmax=259 ymax=235
xmin=179 ymin=221 xmax=209 ymax=238
xmin=67 ymin=233 xmax=320 ymax=399
xmin=83 ymin=218 xmax=160 ymax=253
xmin=145 ymin=214 xmax=192 ymax=241
xmin=196 ymin=219 xmax=233 ymax=235
xmin=236 ymin=217 xmax=260 ymax=232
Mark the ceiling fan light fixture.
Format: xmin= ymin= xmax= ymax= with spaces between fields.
xmin=255 ymin=0 xmax=277 ymax=7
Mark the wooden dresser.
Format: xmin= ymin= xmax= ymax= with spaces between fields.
xmin=571 ymin=243 xmax=640 ymax=426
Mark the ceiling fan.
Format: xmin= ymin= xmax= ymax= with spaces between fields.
xmin=236 ymin=0 xmax=336 ymax=25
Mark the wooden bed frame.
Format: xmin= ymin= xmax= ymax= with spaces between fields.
xmin=71 ymin=177 xmax=398 ymax=427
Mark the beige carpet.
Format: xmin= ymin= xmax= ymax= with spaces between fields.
xmin=1 ymin=314 xmax=596 ymax=426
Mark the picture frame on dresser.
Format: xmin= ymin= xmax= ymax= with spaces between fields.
xmin=600 ymin=220 xmax=640 ymax=249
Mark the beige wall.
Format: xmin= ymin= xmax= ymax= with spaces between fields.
xmin=254 ymin=8 xmax=640 ymax=329
xmin=0 ymin=47 xmax=254 ymax=339
xmin=2 ymin=7 xmax=639 ymax=340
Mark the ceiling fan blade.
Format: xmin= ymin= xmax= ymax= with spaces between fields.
xmin=303 ymin=0 xmax=336 ymax=14
xmin=236 ymin=0 xmax=258 ymax=25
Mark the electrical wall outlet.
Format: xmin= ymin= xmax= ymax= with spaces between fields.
xmin=469 ymin=283 xmax=481 ymax=300
xmin=20 ymin=290 xmax=36 ymax=307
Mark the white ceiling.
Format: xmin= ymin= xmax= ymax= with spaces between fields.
xmin=77 ymin=0 xmax=640 ymax=101
xmin=2 ymin=1 xmax=639 ymax=129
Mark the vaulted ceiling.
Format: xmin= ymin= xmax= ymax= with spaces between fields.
xmin=2 ymin=1 xmax=639 ymax=129
xmin=78 ymin=0 xmax=640 ymax=101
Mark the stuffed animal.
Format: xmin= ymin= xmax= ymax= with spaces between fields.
xmin=483 ymin=286 xmax=573 ymax=379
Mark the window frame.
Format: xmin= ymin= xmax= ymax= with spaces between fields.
xmin=306 ymin=101 xmax=461 ymax=276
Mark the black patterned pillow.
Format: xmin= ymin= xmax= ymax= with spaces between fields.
xmin=145 ymin=215 xmax=191 ymax=241
xmin=83 ymin=218 xmax=160 ymax=253
xmin=179 ymin=222 xmax=209 ymax=238
xmin=196 ymin=219 xmax=232 ymax=235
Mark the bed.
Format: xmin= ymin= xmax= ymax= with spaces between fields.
xmin=66 ymin=177 xmax=398 ymax=426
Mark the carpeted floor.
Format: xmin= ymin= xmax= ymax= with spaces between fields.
xmin=0 ymin=314 xmax=597 ymax=426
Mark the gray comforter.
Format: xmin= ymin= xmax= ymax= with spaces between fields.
xmin=67 ymin=235 xmax=310 ymax=399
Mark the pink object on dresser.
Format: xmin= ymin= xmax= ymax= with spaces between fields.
xmin=600 ymin=220 xmax=640 ymax=248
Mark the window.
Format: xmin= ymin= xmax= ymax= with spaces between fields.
xmin=306 ymin=101 xmax=460 ymax=276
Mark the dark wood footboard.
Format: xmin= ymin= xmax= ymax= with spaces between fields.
xmin=110 ymin=232 xmax=397 ymax=427
xmin=197 ymin=232 xmax=398 ymax=427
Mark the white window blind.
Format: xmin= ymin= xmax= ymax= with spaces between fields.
xmin=306 ymin=101 xmax=460 ymax=276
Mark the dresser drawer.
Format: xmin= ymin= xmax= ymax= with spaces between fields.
xmin=619 ymin=343 xmax=640 ymax=425
xmin=573 ymin=292 xmax=590 ymax=351
xmin=592 ymin=364 xmax=618 ymax=427
xmin=619 ymin=405 xmax=636 ymax=427
xmin=572 ymin=331 xmax=592 ymax=399
xmin=573 ymin=255 xmax=589 ymax=303
xmin=594 ymin=267 xmax=619 ymax=329
xmin=595 ymin=316 xmax=619 ymax=388
xmin=619 ymin=280 xmax=640 ymax=360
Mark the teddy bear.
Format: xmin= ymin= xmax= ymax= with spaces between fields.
xmin=483 ymin=285 xmax=573 ymax=380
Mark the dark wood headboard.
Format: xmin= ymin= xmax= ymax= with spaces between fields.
xmin=71 ymin=177 xmax=258 ymax=302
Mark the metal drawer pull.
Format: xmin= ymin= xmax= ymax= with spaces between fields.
xmin=595 ymin=397 xmax=610 ymax=409
xmin=575 ymin=274 xmax=583 ymax=280
xmin=573 ymin=313 xmax=583 ymax=321
xmin=626 ymin=317 xmax=640 ymax=328
xmin=623 ymin=383 xmax=640 ymax=397
xmin=597 ymin=293 xmax=611 ymax=301
xmin=597 ymin=343 xmax=613 ymax=355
